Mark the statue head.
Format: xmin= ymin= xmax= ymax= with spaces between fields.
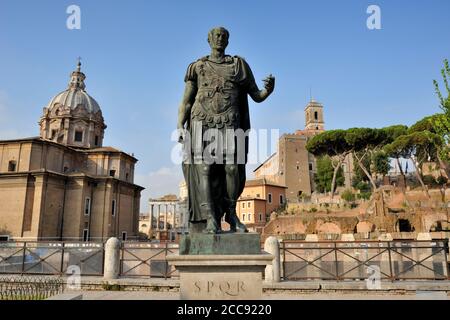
xmin=207 ymin=27 xmax=229 ymax=51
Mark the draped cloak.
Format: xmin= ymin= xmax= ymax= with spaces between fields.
xmin=182 ymin=55 xmax=258 ymax=224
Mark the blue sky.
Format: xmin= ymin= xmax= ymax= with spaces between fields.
xmin=1 ymin=0 xmax=449 ymax=211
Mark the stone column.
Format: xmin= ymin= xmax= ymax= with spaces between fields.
xmin=172 ymin=203 xmax=176 ymax=230
xmin=264 ymin=236 xmax=281 ymax=283
xmin=157 ymin=204 xmax=161 ymax=230
xmin=104 ymin=237 xmax=121 ymax=279
xmin=149 ymin=205 xmax=153 ymax=231
xmin=164 ymin=204 xmax=168 ymax=231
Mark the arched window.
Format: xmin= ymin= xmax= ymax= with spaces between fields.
xmin=314 ymin=111 xmax=318 ymax=120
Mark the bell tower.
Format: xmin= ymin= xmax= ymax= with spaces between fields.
xmin=304 ymin=99 xmax=324 ymax=132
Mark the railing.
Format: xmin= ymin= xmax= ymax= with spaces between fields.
xmin=1 ymin=240 xmax=449 ymax=281
xmin=0 ymin=241 xmax=104 ymax=276
xmin=281 ymin=240 xmax=450 ymax=281
xmin=119 ymin=242 xmax=179 ymax=278
xmin=0 ymin=276 xmax=65 ymax=300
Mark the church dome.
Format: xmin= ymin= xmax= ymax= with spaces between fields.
xmin=45 ymin=60 xmax=102 ymax=114
xmin=39 ymin=60 xmax=106 ymax=149
xmin=47 ymin=88 xmax=101 ymax=114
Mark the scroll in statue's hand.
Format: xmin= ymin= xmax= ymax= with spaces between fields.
xmin=263 ymin=74 xmax=275 ymax=94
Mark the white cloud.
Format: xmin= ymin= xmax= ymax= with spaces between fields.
xmin=135 ymin=165 xmax=184 ymax=213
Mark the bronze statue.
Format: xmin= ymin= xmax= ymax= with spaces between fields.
xmin=178 ymin=27 xmax=275 ymax=234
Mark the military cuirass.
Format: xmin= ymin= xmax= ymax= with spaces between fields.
xmin=191 ymin=59 xmax=241 ymax=129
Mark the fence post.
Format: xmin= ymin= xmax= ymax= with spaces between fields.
xmin=104 ymin=237 xmax=120 ymax=279
xmin=264 ymin=236 xmax=280 ymax=283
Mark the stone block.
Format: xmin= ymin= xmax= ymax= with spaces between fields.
xmin=179 ymin=232 xmax=261 ymax=255
xmin=305 ymin=234 xmax=319 ymax=242
xmin=341 ymin=233 xmax=355 ymax=241
xmin=167 ymin=254 xmax=273 ymax=300
xmin=416 ymin=232 xmax=432 ymax=241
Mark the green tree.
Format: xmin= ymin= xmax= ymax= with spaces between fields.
xmin=314 ymin=156 xmax=344 ymax=193
xmin=341 ymin=189 xmax=355 ymax=203
xmin=384 ymin=131 xmax=442 ymax=199
xmin=306 ymin=130 xmax=352 ymax=200
xmin=345 ymin=127 xmax=387 ymax=190
xmin=372 ymin=151 xmax=391 ymax=177
xmin=382 ymin=125 xmax=409 ymax=181
xmin=432 ymin=59 xmax=450 ymax=169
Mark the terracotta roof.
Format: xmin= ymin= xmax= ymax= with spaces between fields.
xmin=84 ymin=146 xmax=122 ymax=152
xmin=245 ymin=178 xmax=287 ymax=188
xmin=237 ymin=196 xmax=266 ymax=201
xmin=83 ymin=146 xmax=137 ymax=160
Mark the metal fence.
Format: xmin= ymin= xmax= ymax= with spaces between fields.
xmin=119 ymin=242 xmax=179 ymax=278
xmin=1 ymin=240 xmax=449 ymax=281
xmin=0 ymin=276 xmax=65 ymax=300
xmin=281 ymin=240 xmax=450 ymax=281
xmin=0 ymin=241 xmax=104 ymax=276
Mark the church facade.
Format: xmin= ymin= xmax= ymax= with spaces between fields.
xmin=0 ymin=62 xmax=144 ymax=241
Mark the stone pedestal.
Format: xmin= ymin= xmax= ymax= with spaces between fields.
xmin=166 ymin=254 xmax=273 ymax=300
xmin=179 ymin=233 xmax=261 ymax=255
xmin=167 ymin=233 xmax=273 ymax=300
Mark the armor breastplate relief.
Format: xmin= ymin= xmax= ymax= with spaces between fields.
xmin=191 ymin=60 xmax=241 ymax=128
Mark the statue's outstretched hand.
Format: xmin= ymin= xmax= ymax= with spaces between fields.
xmin=263 ymin=74 xmax=275 ymax=94
xmin=177 ymin=128 xmax=185 ymax=144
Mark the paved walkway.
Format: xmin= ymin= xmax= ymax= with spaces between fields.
xmin=55 ymin=290 xmax=449 ymax=300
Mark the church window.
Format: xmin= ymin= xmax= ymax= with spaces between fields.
xmin=268 ymin=193 xmax=272 ymax=203
xmin=84 ymin=197 xmax=91 ymax=216
xmin=8 ymin=161 xmax=16 ymax=172
xmin=242 ymin=202 xmax=245 ymax=208
xmin=122 ymin=231 xmax=127 ymax=241
xmin=75 ymin=130 xmax=83 ymax=142
xmin=83 ymin=229 xmax=89 ymax=242
xmin=112 ymin=199 xmax=116 ymax=216
xmin=95 ymin=135 xmax=99 ymax=146
xmin=259 ymin=213 xmax=263 ymax=222
xmin=51 ymin=129 xmax=57 ymax=139
xmin=126 ymin=173 xmax=129 ymax=181
xmin=247 ymin=202 xmax=251 ymax=207
xmin=109 ymin=170 xmax=116 ymax=177
xmin=314 ymin=111 xmax=318 ymax=120
xmin=280 ymin=194 xmax=284 ymax=204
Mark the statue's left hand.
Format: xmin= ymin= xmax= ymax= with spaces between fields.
xmin=263 ymin=74 xmax=275 ymax=94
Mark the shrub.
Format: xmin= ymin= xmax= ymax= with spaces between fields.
xmin=422 ymin=175 xmax=437 ymax=186
xmin=341 ymin=189 xmax=355 ymax=203
xmin=357 ymin=192 xmax=372 ymax=200
xmin=437 ymin=175 xmax=448 ymax=185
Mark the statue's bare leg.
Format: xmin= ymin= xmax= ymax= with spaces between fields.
xmin=224 ymin=164 xmax=248 ymax=233
xmin=197 ymin=164 xmax=219 ymax=233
